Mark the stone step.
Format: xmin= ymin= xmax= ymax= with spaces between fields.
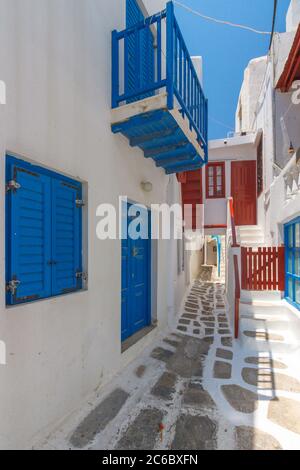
xmin=239 ymin=239 xmax=265 ymax=246
xmin=240 ymin=290 xmax=283 ymax=303
xmin=237 ymin=226 xmax=265 ymax=246
xmin=239 ymin=232 xmax=264 ymax=239
xmin=238 ymin=225 xmax=263 ymax=232
xmin=240 ymin=316 xmax=290 ymax=332
xmin=240 ymin=328 xmax=298 ymax=354
xmin=240 ymin=302 xmax=287 ymax=317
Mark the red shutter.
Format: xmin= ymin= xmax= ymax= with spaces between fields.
xmin=180 ymin=169 xmax=203 ymax=230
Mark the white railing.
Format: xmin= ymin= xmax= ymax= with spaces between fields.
xmin=283 ymin=150 xmax=300 ymax=200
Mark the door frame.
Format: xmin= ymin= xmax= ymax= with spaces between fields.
xmin=284 ymin=217 xmax=300 ymax=311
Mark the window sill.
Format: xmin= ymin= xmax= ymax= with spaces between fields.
xmin=5 ymin=288 xmax=88 ymax=309
xmin=206 ymin=196 xmax=226 ymax=200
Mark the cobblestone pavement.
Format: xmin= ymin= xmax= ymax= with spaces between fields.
xmin=39 ymin=281 xmax=300 ymax=450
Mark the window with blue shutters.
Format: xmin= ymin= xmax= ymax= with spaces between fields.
xmin=126 ymin=0 xmax=143 ymax=28
xmin=5 ymin=155 xmax=84 ymax=306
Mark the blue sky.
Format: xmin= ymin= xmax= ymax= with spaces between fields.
xmin=174 ymin=0 xmax=291 ymax=139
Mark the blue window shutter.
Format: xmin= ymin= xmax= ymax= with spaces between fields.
xmin=121 ymin=237 xmax=130 ymax=341
xmin=126 ymin=0 xmax=143 ymax=28
xmin=140 ymin=26 xmax=154 ymax=94
xmin=51 ymin=178 xmax=82 ymax=296
xmin=126 ymin=0 xmax=154 ymax=100
xmin=7 ymin=164 xmax=52 ymax=305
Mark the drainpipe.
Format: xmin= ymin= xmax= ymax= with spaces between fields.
xmin=212 ymin=235 xmax=221 ymax=278
xmin=269 ymin=0 xmax=278 ymax=52
xmin=217 ymin=237 xmax=221 ymax=278
xmin=271 ymin=40 xmax=278 ymax=180
xmin=269 ymin=0 xmax=279 ymax=174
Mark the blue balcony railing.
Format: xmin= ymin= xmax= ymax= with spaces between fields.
xmin=112 ymin=1 xmax=208 ymax=154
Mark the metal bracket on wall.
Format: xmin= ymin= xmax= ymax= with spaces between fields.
xmin=6 ymin=180 xmax=21 ymax=192
xmin=6 ymin=279 xmax=21 ymax=296
xmin=76 ymin=199 xmax=85 ymax=208
xmin=76 ymin=271 xmax=88 ymax=282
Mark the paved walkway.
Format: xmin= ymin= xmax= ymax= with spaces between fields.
xmin=39 ymin=281 xmax=300 ymax=450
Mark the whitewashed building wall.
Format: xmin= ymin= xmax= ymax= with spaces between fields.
xmin=0 ymin=0 xmax=190 ymax=449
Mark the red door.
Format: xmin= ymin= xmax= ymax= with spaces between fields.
xmin=231 ymin=161 xmax=257 ymax=226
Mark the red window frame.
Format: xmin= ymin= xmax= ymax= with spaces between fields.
xmin=206 ymin=162 xmax=226 ymax=199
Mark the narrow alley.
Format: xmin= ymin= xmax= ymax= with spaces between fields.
xmin=39 ymin=280 xmax=300 ymax=451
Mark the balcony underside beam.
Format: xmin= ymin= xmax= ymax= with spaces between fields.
xmin=156 ymin=153 xmax=197 ymax=168
xmin=144 ymin=140 xmax=188 ymax=158
xmin=155 ymin=148 xmax=196 ymax=168
xmin=111 ymin=99 xmax=206 ymax=175
xmin=165 ymin=157 xmax=204 ymax=175
xmin=130 ymin=126 xmax=179 ymax=149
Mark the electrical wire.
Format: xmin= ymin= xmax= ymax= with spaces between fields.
xmin=269 ymin=0 xmax=278 ymax=50
xmin=209 ymin=115 xmax=234 ymax=131
xmin=174 ymin=1 xmax=272 ymax=36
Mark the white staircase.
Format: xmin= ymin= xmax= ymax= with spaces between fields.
xmin=239 ymin=290 xmax=300 ymax=354
xmin=226 ymin=219 xmax=300 ymax=355
xmin=237 ymin=225 xmax=265 ymax=246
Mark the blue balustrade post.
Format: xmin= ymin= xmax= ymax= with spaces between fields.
xmin=205 ymin=98 xmax=208 ymax=162
xmin=157 ymin=17 xmax=162 ymax=83
xmin=166 ymin=1 xmax=174 ymax=110
xmin=112 ymin=30 xmax=119 ymax=108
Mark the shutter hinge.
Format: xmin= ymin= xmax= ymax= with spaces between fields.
xmin=6 ymin=279 xmax=21 ymax=296
xmin=76 ymin=271 xmax=88 ymax=281
xmin=6 ymin=180 xmax=21 ymax=192
xmin=76 ymin=199 xmax=85 ymax=208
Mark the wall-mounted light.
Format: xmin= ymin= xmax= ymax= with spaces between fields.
xmin=140 ymin=181 xmax=153 ymax=193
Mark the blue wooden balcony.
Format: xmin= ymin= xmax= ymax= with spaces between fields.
xmin=111 ymin=1 xmax=208 ymax=175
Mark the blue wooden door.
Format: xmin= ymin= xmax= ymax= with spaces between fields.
xmin=285 ymin=218 xmax=300 ymax=310
xmin=121 ymin=202 xmax=151 ymax=341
